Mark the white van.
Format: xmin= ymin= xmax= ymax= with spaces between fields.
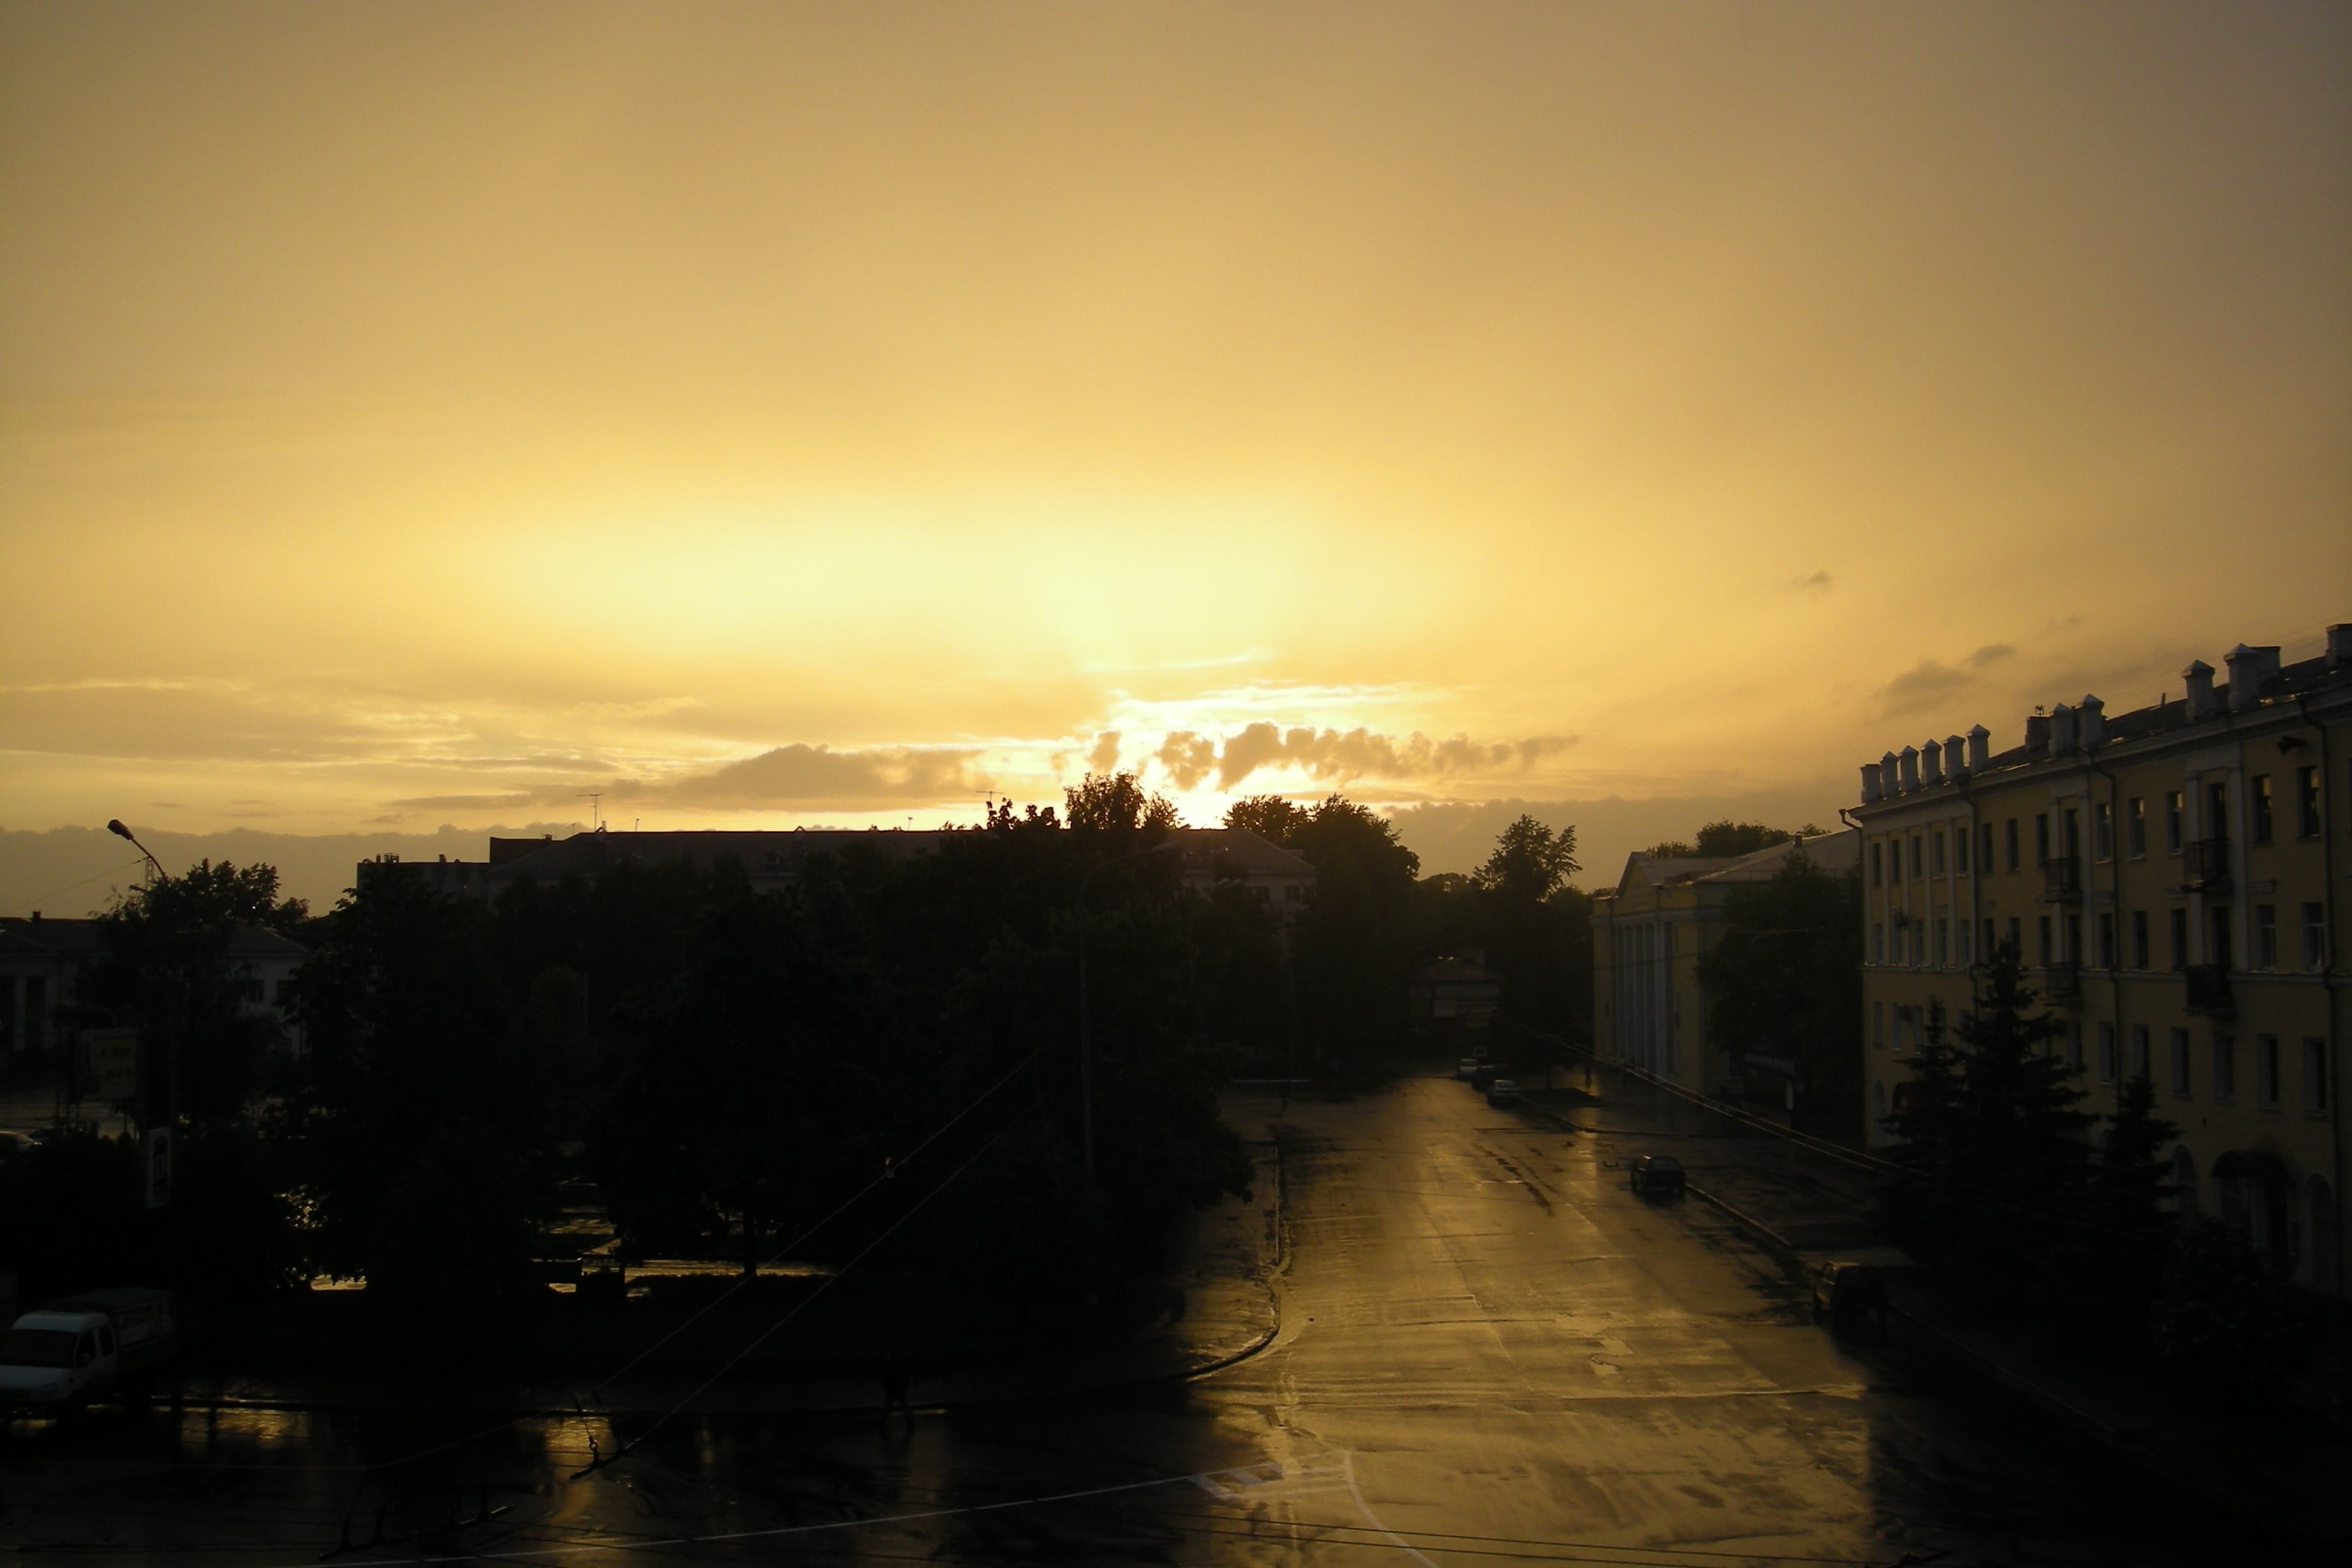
xmin=0 ymin=1289 xmax=177 ymax=1413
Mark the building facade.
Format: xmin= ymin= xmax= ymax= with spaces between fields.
xmin=1592 ymin=832 xmax=1859 ymax=1101
xmin=1852 ymin=626 xmax=2350 ymax=1295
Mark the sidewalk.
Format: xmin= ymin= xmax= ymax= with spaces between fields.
xmin=165 ymin=1135 xmax=1285 ymax=1420
xmin=1539 ymin=1063 xmax=2352 ymax=1547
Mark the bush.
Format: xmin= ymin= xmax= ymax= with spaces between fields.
xmin=2149 ymin=1219 xmax=2322 ymax=1397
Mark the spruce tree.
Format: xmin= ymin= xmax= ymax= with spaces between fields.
xmin=1880 ymin=941 xmax=2095 ymax=1295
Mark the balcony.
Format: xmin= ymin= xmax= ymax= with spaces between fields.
xmin=2040 ymin=854 xmax=2084 ymax=903
xmin=2182 ymin=838 xmax=2231 ymax=894
xmin=2043 ymin=960 xmax=2082 ymax=1005
xmin=2184 ymin=962 xmax=2235 ymax=1017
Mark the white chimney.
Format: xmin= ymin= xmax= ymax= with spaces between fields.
xmin=1968 ymin=725 xmax=1991 ymax=770
xmin=2224 ymin=644 xmax=2275 ymax=713
xmin=1944 ymin=733 xmax=1966 ymax=779
xmin=1880 ymin=751 xmax=1900 ymax=799
xmin=1860 ymin=763 xmax=1884 ymax=804
xmin=1898 ymin=745 xmax=1919 ymax=793
xmin=2079 ymin=694 xmax=2105 ymax=749
xmin=1921 ymin=738 xmax=1944 ymax=786
xmin=2050 ymin=701 xmax=2076 ymax=753
xmin=2183 ymin=659 xmax=2217 ymax=722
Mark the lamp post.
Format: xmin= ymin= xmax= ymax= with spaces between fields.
xmin=1076 ymin=837 xmax=1184 ymax=1178
xmin=106 ymin=819 xmax=175 ymax=1206
xmin=107 ymin=818 xmax=163 ymax=884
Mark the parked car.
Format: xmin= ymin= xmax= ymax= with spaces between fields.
xmin=1628 ymin=1154 xmax=1685 ymax=1197
xmin=1485 ymin=1077 xmax=1520 ymax=1107
xmin=0 ymin=1288 xmax=177 ymax=1413
xmin=1810 ymin=1262 xmax=1889 ymax=1333
xmin=1457 ymin=1057 xmax=1482 ymax=1080
xmin=1470 ymin=1063 xmax=1511 ymax=1092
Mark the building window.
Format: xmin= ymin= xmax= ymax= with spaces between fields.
xmin=2097 ymin=1023 xmax=2118 ymax=1083
xmin=2037 ymin=915 xmax=2053 ymax=964
xmin=1979 ymin=822 xmax=1994 ymax=873
xmin=1910 ymin=835 xmax=1923 ymax=880
xmin=2132 ymin=910 xmax=2150 ymax=970
xmin=2210 ymin=905 xmax=2235 ymax=972
xmin=2128 ymin=1024 xmax=2150 ymax=1082
xmin=2168 ymin=1028 xmax=2190 ymax=1097
xmin=2257 ymin=1034 xmax=2281 ymax=1108
xmin=2127 ymin=796 xmax=2146 ymax=857
xmin=1870 ymin=923 xmax=1883 ymax=963
xmin=2006 ymin=916 xmax=2021 ymax=957
xmin=1955 ymin=827 xmax=1971 ymax=875
xmin=1930 ymin=829 xmax=1945 ymax=877
xmin=1935 ymin=917 xmax=1949 ymax=965
xmin=2297 ymin=765 xmax=2321 ymax=838
xmin=2169 ymin=907 xmax=2189 ymax=972
xmin=1957 ymin=920 xmax=1972 ymax=965
xmin=2066 ymin=1021 xmax=2084 ymax=1071
xmin=2034 ymin=813 xmax=2050 ymax=867
xmin=2098 ymin=912 xmax=2117 ymax=970
xmin=2213 ymin=1034 xmax=2236 ymax=1101
xmin=2303 ymin=902 xmax=2326 ymax=971
xmin=2005 ymin=818 xmax=2020 ymax=871
xmin=2306 ymin=1038 xmax=2331 ymax=1115
xmin=2164 ymin=790 xmax=2184 ymax=853
xmin=1872 ymin=1001 xmax=1883 ymax=1050
xmin=2254 ymin=904 xmax=2278 ymax=970
xmin=1870 ymin=841 xmax=1883 ymax=887
xmin=2251 ymin=774 xmax=2273 ymax=844
xmin=2093 ymin=802 xmax=2112 ymax=861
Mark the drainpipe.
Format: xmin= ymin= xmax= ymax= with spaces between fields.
xmin=2297 ymin=692 xmax=2341 ymax=1295
xmin=2088 ymin=752 xmax=2126 ymax=1122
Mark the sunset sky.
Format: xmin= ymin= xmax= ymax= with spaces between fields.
xmin=4 ymin=2 xmax=2348 ymax=901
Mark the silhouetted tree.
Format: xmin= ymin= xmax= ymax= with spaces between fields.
xmin=78 ymin=860 xmax=308 ymax=1126
xmin=1063 ymin=772 xmax=1181 ymax=835
xmin=1880 ymin=942 xmax=2091 ymax=1292
xmin=1224 ymin=794 xmax=1310 ymax=845
xmin=2056 ymin=1071 xmax=2181 ymax=1341
xmin=1694 ymin=849 xmax=1861 ymax=1132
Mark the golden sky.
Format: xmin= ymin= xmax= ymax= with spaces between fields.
xmin=4 ymin=2 xmax=2348 ymax=864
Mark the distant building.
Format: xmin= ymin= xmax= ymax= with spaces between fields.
xmin=362 ymin=826 xmax=1313 ymax=926
xmin=0 ymin=913 xmax=307 ymax=1067
xmin=1591 ymin=831 xmax=1860 ymax=1102
xmin=1850 ymin=626 xmax=2350 ymax=1295
xmin=1410 ymin=952 xmax=1504 ymax=1040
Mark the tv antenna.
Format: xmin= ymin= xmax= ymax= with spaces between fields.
xmin=581 ymin=792 xmax=604 ymax=831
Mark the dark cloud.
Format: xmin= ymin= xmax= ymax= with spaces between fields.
xmin=1877 ymin=660 xmax=1973 ymax=717
xmin=1968 ymin=643 xmax=2017 ymax=667
xmin=1086 ymin=730 xmax=1122 ymax=773
xmin=667 ymin=743 xmax=988 ymax=806
xmin=1152 ymin=722 xmax=1576 ymax=791
xmin=1788 ymin=570 xmax=1834 ymax=591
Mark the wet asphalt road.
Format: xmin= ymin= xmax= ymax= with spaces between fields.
xmin=0 ymin=1073 xmax=2265 ymax=1565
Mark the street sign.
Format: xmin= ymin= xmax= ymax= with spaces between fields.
xmin=143 ymin=1127 xmax=173 ymax=1210
xmin=82 ymin=1027 xmax=141 ymax=1101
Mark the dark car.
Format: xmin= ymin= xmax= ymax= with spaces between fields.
xmin=1485 ymin=1077 xmax=1520 ymax=1108
xmin=1810 ymin=1261 xmax=1889 ymax=1332
xmin=1628 ymin=1154 xmax=1684 ymax=1197
xmin=1470 ymin=1063 xmax=1511 ymax=1092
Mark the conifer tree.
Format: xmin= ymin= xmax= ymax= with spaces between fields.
xmin=1880 ymin=940 xmax=2094 ymax=1290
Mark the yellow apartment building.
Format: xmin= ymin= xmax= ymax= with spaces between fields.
xmin=1852 ymin=627 xmax=2350 ymax=1295
xmin=1593 ymin=831 xmax=1859 ymax=1104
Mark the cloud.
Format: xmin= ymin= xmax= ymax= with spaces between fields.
xmin=1788 ymin=570 xmax=1833 ymax=591
xmin=1968 ymin=643 xmax=2016 ymax=668
xmin=665 ymin=744 xmax=989 ymax=807
xmin=1877 ymin=642 xmax=2025 ymax=718
xmin=1150 ymin=722 xmax=1576 ymax=791
xmin=1086 ymin=730 xmax=1122 ymax=773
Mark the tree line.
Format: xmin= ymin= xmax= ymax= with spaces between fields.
xmin=0 ymin=779 xmax=1598 ymax=1350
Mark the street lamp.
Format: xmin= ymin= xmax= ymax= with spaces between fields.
xmin=107 ymin=818 xmax=164 ymax=883
xmin=1076 ymin=837 xmax=1184 ymax=1178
